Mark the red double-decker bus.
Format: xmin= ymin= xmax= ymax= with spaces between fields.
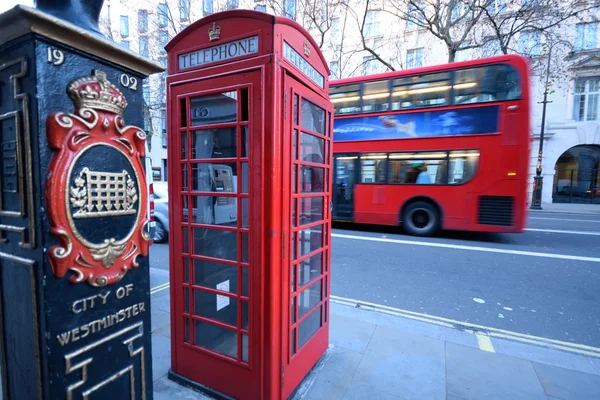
xmin=330 ymin=54 xmax=530 ymax=236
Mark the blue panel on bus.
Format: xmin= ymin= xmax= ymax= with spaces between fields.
xmin=333 ymin=106 xmax=500 ymax=141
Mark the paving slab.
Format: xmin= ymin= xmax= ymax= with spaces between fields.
xmin=446 ymin=342 xmax=547 ymax=400
xmin=152 ymin=334 xmax=172 ymax=382
xmin=151 ymin=307 xmax=171 ymax=333
xmin=302 ymin=346 xmax=363 ymax=400
xmin=329 ymin=314 xmax=376 ymax=354
xmin=352 ymin=325 xmax=446 ymax=400
xmin=153 ymin=375 xmax=210 ymax=399
xmin=342 ymin=382 xmax=401 ymax=400
xmin=533 ymin=362 xmax=600 ymax=400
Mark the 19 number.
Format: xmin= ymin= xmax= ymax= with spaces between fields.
xmin=120 ymin=74 xmax=138 ymax=91
xmin=47 ymin=47 xmax=65 ymax=66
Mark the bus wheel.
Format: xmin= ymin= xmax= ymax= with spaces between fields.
xmin=402 ymin=201 xmax=440 ymax=237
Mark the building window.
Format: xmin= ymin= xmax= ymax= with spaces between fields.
xmin=518 ymin=31 xmax=541 ymax=56
xmin=254 ymin=4 xmax=267 ymax=12
xmin=362 ymin=56 xmax=378 ymax=75
xmin=573 ymin=78 xmax=600 ymax=122
xmin=451 ymin=2 xmax=463 ymax=22
xmin=489 ymin=0 xmax=507 ymax=14
xmin=575 ymin=23 xmax=598 ymax=51
xmin=406 ymin=48 xmax=423 ymax=69
xmin=284 ymin=0 xmax=296 ymax=19
xmin=330 ymin=61 xmax=340 ymax=79
xmin=161 ymin=109 xmax=167 ymax=148
xmin=143 ymin=85 xmax=150 ymax=105
xmin=158 ymin=3 xmax=169 ymax=27
xmin=139 ymin=36 xmax=149 ymax=57
xmin=483 ymin=39 xmax=502 ymax=58
xmin=364 ymin=11 xmax=380 ymax=37
xmin=120 ymin=15 xmax=129 ymax=37
xmin=138 ymin=10 xmax=148 ymax=33
xmin=204 ymin=0 xmax=213 ymax=16
xmin=179 ymin=0 xmax=190 ymax=21
xmin=331 ymin=18 xmax=341 ymax=44
xmin=121 ymin=40 xmax=130 ymax=49
xmin=405 ymin=1 xmax=424 ymax=31
xmin=158 ymin=30 xmax=169 ymax=49
xmin=162 ymin=159 xmax=168 ymax=182
xmin=227 ymin=0 xmax=239 ymax=9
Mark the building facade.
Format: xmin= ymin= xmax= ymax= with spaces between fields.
xmin=99 ymin=0 xmax=600 ymax=205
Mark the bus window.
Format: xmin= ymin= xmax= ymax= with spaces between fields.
xmin=331 ymin=84 xmax=361 ymax=115
xmin=454 ymin=65 xmax=521 ymax=104
xmin=392 ymin=73 xmax=451 ymax=110
xmin=388 ymin=152 xmax=448 ymax=184
xmin=448 ymin=150 xmax=479 ymax=184
xmin=360 ymin=153 xmax=387 ymax=183
xmin=362 ymin=80 xmax=390 ymax=113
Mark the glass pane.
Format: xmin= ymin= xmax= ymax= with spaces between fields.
xmin=193 ymin=258 xmax=238 ymax=293
xmin=241 ymin=88 xmax=249 ymax=121
xmin=182 ymin=196 xmax=189 ymax=222
xmin=448 ymin=150 xmax=479 ymax=184
xmin=331 ymin=84 xmax=361 ymax=115
xmin=292 ymin=232 xmax=297 ymax=261
xmin=362 ymin=80 xmax=390 ymax=113
xmin=181 ymin=131 xmax=188 ymax=159
xmin=242 ymin=334 xmax=249 ymax=363
xmin=241 ymin=232 xmax=249 ymax=263
xmin=298 ymin=252 xmax=323 ymax=287
xmin=241 ymin=126 xmax=249 ymax=158
xmin=241 ymin=162 xmax=249 ymax=193
xmin=292 ymin=199 xmax=297 ymax=227
xmin=190 ymin=91 xmax=237 ymax=126
xmin=242 ymin=301 xmax=249 ymax=330
xmin=185 ymin=318 xmax=190 ymax=343
xmin=184 ymin=258 xmax=189 ymax=283
xmin=293 ymin=94 xmax=299 ymax=125
xmin=291 ymin=264 xmax=296 ymax=292
xmin=242 ymin=267 xmax=248 ymax=297
xmin=191 ymin=128 xmax=237 ymax=159
xmin=291 ymin=328 xmax=297 ymax=355
xmin=240 ymin=198 xmax=249 ymax=228
xmin=299 ymin=196 xmax=324 ymax=225
xmin=183 ymin=228 xmax=189 ymax=253
xmin=291 ymin=297 xmax=297 ymax=323
xmin=361 ymin=154 xmax=387 ymax=183
xmin=194 ymin=320 xmax=237 ymax=359
xmin=300 ymin=132 xmax=325 ymax=163
xmin=392 ymin=72 xmax=451 ymax=110
xmin=292 ymin=165 xmax=298 ymax=193
xmin=298 ymin=279 xmax=322 ymax=318
xmin=191 ymin=195 xmax=237 ymax=226
xmin=194 ymin=288 xmax=237 ymax=326
xmin=293 ymin=129 xmax=298 ymax=160
xmin=193 ymin=228 xmax=237 ymax=261
xmin=301 ymin=99 xmax=325 ymax=134
xmin=454 ymin=65 xmax=521 ymax=104
xmin=180 ymin=98 xmax=188 ymax=128
xmin=324 ymin=301 xmax=328 ymax=323
xmin=301 ymin=166 xmax=325 ymax=193
xmin=298 ymin=307 xmax=322 ymax=348
xmin=191 ymin=162 xmax=239 ymax=192
xmin=184 ymin=287 xmax=189 ymax=313
xmin=388 ymin=152 xmax=448 ymax=184
xmin=182 ymin=164 xmax=188 ymax=191
xmin=299 ymin=225 xmax=323 ymax=257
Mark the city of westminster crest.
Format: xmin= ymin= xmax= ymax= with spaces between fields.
xmin=46 ymin=70 xmax=151 ymax=287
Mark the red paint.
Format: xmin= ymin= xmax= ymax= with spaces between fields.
xmin=167 ymin=11 xmax=332 ymax=400
xmin=331 ymin=55 xmax=531 ymax=233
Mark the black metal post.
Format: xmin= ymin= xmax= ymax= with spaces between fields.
xmin=530 ymin=46 xmax=553 ymax=210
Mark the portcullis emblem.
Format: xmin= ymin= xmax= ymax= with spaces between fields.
xmin=46 ymin=70 xmax=151 ymax=287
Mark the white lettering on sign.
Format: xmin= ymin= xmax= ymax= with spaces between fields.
xmin=178 ymin=36 xmax=259 ymax=70
xmin=216 ymin=280 xmax=230 ymax=311
xmin=283 ymin=41 xmax=324 ymax=88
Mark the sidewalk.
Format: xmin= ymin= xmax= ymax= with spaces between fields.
xmin=149 ymin=290 xmax=600 ymax=400
xmin=531 ymin=203 xmax=600 ymax=215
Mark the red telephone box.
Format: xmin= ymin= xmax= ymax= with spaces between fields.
xmin=165 ymin=10 xmax=333 ymax=400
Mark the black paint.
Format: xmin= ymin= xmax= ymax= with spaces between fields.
xmin=0 ymin=29 xmax=154 ymax=400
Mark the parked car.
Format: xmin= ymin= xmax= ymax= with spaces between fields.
xmin=153 ymin=181 xmax=169 ymax=243
xmin=142 ymin=156 xmax=156 ymax=241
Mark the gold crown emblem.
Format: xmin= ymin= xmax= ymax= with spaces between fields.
xmin=67 ymin=70 xmax=128 ymax=116
xmin=208 ymin=22 xmax=221 ymax=41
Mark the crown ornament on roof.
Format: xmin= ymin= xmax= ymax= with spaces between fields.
xmin=208 ymin=22 xmax=221 ymax=41
xmin=67 ymin=70 xmax=128 ymax=116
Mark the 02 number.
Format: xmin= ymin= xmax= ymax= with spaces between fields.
xmin=120 ymin=74 xmax=138 ymax=91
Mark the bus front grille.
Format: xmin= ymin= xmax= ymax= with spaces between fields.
xmin=478 ymin=196 xmax=514 ymax=226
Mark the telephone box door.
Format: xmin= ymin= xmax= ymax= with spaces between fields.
xmin=169 ymin=71 xmax=262 ymax=398
xmin=282 ymin=74 xmax=333 ymax=398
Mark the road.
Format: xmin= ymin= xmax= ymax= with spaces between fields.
xmin=147 ymin=210 xmax=600 ymax=349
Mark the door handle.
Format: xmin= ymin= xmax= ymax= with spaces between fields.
xmin=507 ymin=105 xmax=518 ymax=111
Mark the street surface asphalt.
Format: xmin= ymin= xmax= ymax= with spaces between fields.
xmin=147 ymin=209 xmax=600 ymax=349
